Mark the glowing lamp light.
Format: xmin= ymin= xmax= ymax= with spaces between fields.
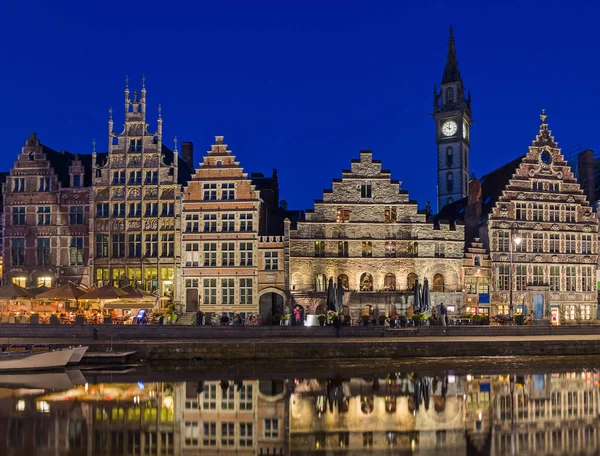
xmin=16 ymin=400 xmax=25 ymax=411
xmin=466 ymin=374 xmax=473 ymax=382
xmin=513 ymin=236 xmax=522 ymax=245
xmin=37 ymin=401 xmax=50 ymax=413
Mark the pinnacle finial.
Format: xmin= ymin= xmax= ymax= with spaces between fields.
xmin=108 ymin=107 xmax=113 ymax=120
xmin=125 ymin=75 xmax=129 ymax=89
xmin=142 ymin=74 xmax=146 ymax=89
xmin=158 ymin=104 xmax=162 ymax=119
xmin=174 ymin=136 xmax=178 ymax=152
xmin=92 ymin=138 xmax=96 ymax=154
xmin=540 ymin=109 xmax=548 ymax=124
xmin=449 ymin=25 xmax=454 ymax=42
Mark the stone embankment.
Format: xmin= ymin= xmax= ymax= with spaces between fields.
xmin=2 ymin=324 xmax=600 ymax=360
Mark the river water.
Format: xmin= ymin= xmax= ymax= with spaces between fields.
xmin=0 ymin=356 xmax=599 ymax=455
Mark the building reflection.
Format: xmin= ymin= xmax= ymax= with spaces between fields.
xmin=0 ymin=371 xmax=597 ymax=455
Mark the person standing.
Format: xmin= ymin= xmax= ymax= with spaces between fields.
xmin=440 ymin=303 xmax=447 ymax=326
xmin=333 ymin=315 xmax=342 ymax=338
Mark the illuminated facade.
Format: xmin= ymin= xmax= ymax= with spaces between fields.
xmin=2 ymin=133 xmax=91 ymax=288
xmin=181 ymin=137 xmax=287 ymax=319
xmin=289 ymin=150 xmax=465 ymax=319
xmin=90 ymin=80 xmax=193 ymax=303
xmin=462 ymin=239 xmax=492 ymax=315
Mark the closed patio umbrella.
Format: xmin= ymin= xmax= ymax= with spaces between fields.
xmin=336 ymin=276 xmax=344 ymax=313
xmin=326 ymin=277 xmax=336 ymax=312
xmin=421 ymin=278 xmax=431 ymax=313
xmin=413 ymin=279 xmax=421 ymax=313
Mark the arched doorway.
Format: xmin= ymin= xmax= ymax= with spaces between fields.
xmin=433 ymin=273 xmax=445 ymax=292
xmin=407 ymin=273 xmax=418 ymax=291
xmin=360 ymin=273 xmax=373 ymax=291
xmin=384 ymin=273 xmax=396 ymax=291
xmin=338 ymin=274 xmax=349 ymax=290
xmin=259 ymin=291 xmax=285 ymax=325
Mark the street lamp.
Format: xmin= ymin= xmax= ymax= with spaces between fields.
xmin=508 ymin=223 xmax=522 ymax=318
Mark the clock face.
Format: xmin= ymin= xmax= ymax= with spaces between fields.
xmin=442 ymin=120 xmax=458 ymax=137
xmin=463 ymin=120 xmax=468 ymax=139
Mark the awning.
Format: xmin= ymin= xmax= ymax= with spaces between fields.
xmin=103 ymin=302 xmax=155 ymax=310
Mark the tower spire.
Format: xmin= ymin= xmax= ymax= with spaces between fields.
xmin=442 ymin=26 xmax=462 ymax=84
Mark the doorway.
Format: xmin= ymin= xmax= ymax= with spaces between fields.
xmin=259 ymin=292 xmax=284 ymax=325
xmin=533 ymin=294 xmax=544 ymax=319
xmin=185 ymin=289 xmax=198 ymax=312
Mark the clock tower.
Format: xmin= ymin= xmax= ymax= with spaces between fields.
xmin=433 ymin=27 xmax=471 ymax=212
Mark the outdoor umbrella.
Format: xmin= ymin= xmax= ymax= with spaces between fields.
xmin=413 ymin=279 xmax=421 ymax=313
xmin=119 ymin=285 xmax=154 ymax=299
xmin=422 ymin=378 xmax=431 ymax=411
xmin=336 ymin=275 xmax=344 ymax=313
xmin=36 ymin=283 xmax=87 ymax=300
xmin=0 ymin=283 xmax=33 ymax=299
xmin=421 ymin=278 xmax=431 ymax=313
xmin=80 ymin=284 xmax=128 ymax=300
xmin=413 ymin=378 xmax=422 ymax=411
xmin=326 ymin=277 xmax=336 ymax=312
xmin=27 ymin=285 xmax=49 ymax=298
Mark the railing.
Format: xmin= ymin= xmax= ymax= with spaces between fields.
xmin=259 ymin=236 xmax=284 ymax=243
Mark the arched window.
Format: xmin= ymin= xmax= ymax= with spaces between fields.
xmin=315 ymin=273 xmax=326 ymax=292
xmin=385 ymin=241 xmax=396 ymax=257
xmin=362 ymin=241 xmax=372 ymax=257
xmin=314 ymin=241 xmax=325 ymax=257
xmin=384 ymin=273 xmax=396 ymax=291
xmin=407 ymin=273 xmax=418 ymax=291
xmin=338 ymin=274 xmax=349 ymax=291
xmin=360 ymin=273 xmax=373 ymax=291
xmin=474 ymin=256 xmax=481 ymax=267
xmin=445 ymin=87 xmax=454 ymax=104
xmin=433 ymin=273 xmax=445 ymax=292
xmin=446 ymin=146 xmax=453 ymax=166
xmin=446 ymin=172 xmax=454 ymax=192
xmin=338 ymin=241 xmax=349 ymax=257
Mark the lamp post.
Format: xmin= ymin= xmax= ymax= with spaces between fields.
xmin=508 ymin=223 xmax=522 ymax=318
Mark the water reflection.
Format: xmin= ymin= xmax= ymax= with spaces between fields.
xmin=0 ymin=368 xmax=598 ymax=455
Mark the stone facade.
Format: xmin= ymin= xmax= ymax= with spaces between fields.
xmin=462 ymin=238 xmax=492 ymax=315
xmin=181 ymin=137 xmax=286 ymax=320
xmin=488 ymin=113 xmax=599 ymax=322
xmin=2 ymin=133 xmax=91 ymax=288
xmin=90 ymin=81 xmax=192 ymax=303
xmin=289 ymin=150 xmax=465 ymax=320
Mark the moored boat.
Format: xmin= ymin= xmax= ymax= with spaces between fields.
xmin=0 ymin=348 xmax=74 ymax=372
xmin=67 ymin=346 xmax=89 ymax=365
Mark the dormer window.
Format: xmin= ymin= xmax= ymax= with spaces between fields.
xmin=38 ymin=177 xmax=50 ymax=192
xmin=73 ymin=175 xmax=82 ymax=187
xmin=360 ymin=181 xmax=372 ymax=198
xmin=129 ymin=139 xmax=142 ymax=152
xmin=13 ymin=178 xmax=25 ymax=192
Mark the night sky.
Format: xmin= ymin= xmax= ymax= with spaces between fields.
xmin=2 ymin=1 xmax=599 ymax=212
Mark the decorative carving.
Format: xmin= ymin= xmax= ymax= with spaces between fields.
xmin=112 ymin=157 xmax=126 ymax=168
xmin=113 ymin=188 xmax=124 ymax=199
xmin=567 ymin=196 xmax=575 ymax=203
xmin=551 ymin=255 xmax=559 ymax=262
xmin=534 ymin=255 xmax=543 ymax=262
xmin=145 ymin=157 xmax=159 ymax=168
xmin=583 ymin=257 xmax=592 ymax=264
xmin=144 ymin=219 xmax=158 ymax=230
xmin=129 ymin=220 xmax=141 ymax=230
xmin=128 ymin=156 xmax=142 ymax=168
xmin=161 ymin=188 xmax=175 ymax=200
xmin=129 ymin=188 xmax=141 ymax=198
xmin=534 ymin=223 xmax=542 ymax=230
xmin=583 ymin=225 xmax=593 ymax=232
xmin=556 ymin=171 xmax=563 ymax=179
xmin=517 ymin=193 xmax=526 ymax=200
xmin=551 ymin=224 xmax=559 ymax=231
xmin=96 ymin=188 xmax=109 ymax=200
xmin=112 ymin=220 xmax=124 ymax=231
xmin=528 ymin=169 xmax=536 ymax=177
xmin=146 ymin=188 xmax=158 ymax=198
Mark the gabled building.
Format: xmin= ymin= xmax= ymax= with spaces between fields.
xmin=289 ymin=150 xmax=465 ymax=321
xmin=90 ymin=80 xmax=193 ymax=304
xmin=181 ymin=137 xmax=287 ymax=321
xmin=2 ymin=133 xmax=92 ymax=288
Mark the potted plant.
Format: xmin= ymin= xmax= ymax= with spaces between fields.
xmin=412 ymin=314 xmax=422 ymax=327
xmin=399 ymin=315 xmax=407 ymax=328
xmin=378 ymin=315 xmax=387 ymax=326
xmin=282 ymin=314 xmax=291 ymax=326
xmin=318 ymin=314 xmax=327 ymax=326
xmin=29 ymin=313 xmax=39 ymax=325
xmin=361 ymin=315 xmax=370 ymax=327
xmin=481 ymin=315 xmax=490 ymax=326
xmin=272 ymin=314 xmax=281 ymax=325
xmin=515 ymin=312 xmax=524 ymax=325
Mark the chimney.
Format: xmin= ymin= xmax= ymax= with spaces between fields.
xmin=181 ymin=142 xmax=194 ymax=169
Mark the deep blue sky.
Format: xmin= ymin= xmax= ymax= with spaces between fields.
xmin=2 ymin=1 xmax=599 ymax=211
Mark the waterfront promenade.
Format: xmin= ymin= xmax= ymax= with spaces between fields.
xmin=3 ymin=324 xmax=600 ymax=360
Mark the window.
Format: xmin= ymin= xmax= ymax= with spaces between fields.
xmin=203 ymin=183 xmax=217 ymax=200
xmin=221 ymin=423 xmax=234 ymax=447
xmin=435 ymin=243 xmax=445 ymax=258
xmin=432 ymin=273 xmax=445 ymax=292
xmin=129 ymin=171 xmax=142 ymax=185
xmin=532 ymin=181 xmax=542 ymax=192
xmin=550 ymin=266 xmax=560 ymax=291
xmin=144 ymin=171 xmax=158 ymax=184
xmin=202 ymin=423 xmax=216 ymax=446
xmin=13 ymin=177 xmax=25 ymax=192
xmin=221 ymin=278 xmax=234 ymax=305
xmin=239 ymin=278 xmax=253 ymax=304
xmin=446 ymin=172 xmax=454 ymax=192
xmin=129 ymin=139 xmax=142 ymax=152
xmin=185 ymin=279 xmax=199 ymax=288
xmin=264 ymin=419 xmax=279 ymax=438
xmin=384 ymin=206 xmax=397 ymax=223
xmin=112 ymin=203 xmax=125 ymax=217
xmin=221 ymin=242 xmax=235 ymax=266
xmin=360 ymin=181 xmax=372 ymax=198
xmin=161 ymin=202 xmax=174 ymax=216
xmin=565 ymin=206 xmax=576 ymax=223
xmin=96 ymin=203 xmax=109 ymax=218
xmin=96 ymin=234 xmax=109 ymax=258
xmin=582 ymin=304 xmax=592 ymax=320
xmin=446 ymin=146 xmax=453 ymax=166
xmin=338 ymin=241 xmax=349 ymax=257
xmin=185 ymin=243 xmax=199 ymax=266
xmin=515 ymin=265 xmax=527 ymax=291
xmin=203 ymin=279 xmax=217 ymax=305
xmin=361 ymin=241 xmax=372 ymax=257
xmin=384 ymin=273 xmax=396 ymax=291
xmin=12 ymin=207 xmax=25 ymax=225
xmin=37 ymin=276 xmax=52 ymax=287
xmin=38 ymin=176 xmax=50 ymax=192
xmin=240 ymin=384 xmax=253 ymax=410
xmin=549 ymin=234 xmax=560 ymax=253
xmin=532 ymin=265 xmax=544 ymax=286
xmin=37 ymin=237 xmax=50 ymax=266
xmin=582 ymin=266 xmax=593 ymax=292
xmin=112 ymin=171 xmax=125 ymax=185
xmin=12 ymin=277 xmax=27 ymax=287
xmin=360 ymin=273 xmax=373 ymax=291
xmin=532 ymin=233 xmax=543 ymax=253
xmin=69 ymin=206 xmax=84 ymax=225
xmin=186 ymin=214 xmax=199 ymax=232
xmin=11 ymin=238 xmax=25 ymax=266
xmin=497 ymin=264 xmax=509 ymax=291
xmin=112 ymin=234 xmax=125 ymax=258
xmin=69 ymin=237 xmax=84 ymax=265
xmin=582 ymin=235 xmax=592 ymax=254
xmin=474 ymin=256 xmax=481 ymax=267
xmin=145 ymin=234 xmax=158 ymax=257
xmin=202 ymin=384 xmax=217 ymax=410
xmin=565 ymin=234 xmax=576 ymax=254
xmin=221 ymin=183 xmax=235 ymax=200
xmin=240 ymin=214 xmax=253 ymax=231
xmin=549 ymin=204 xmax=559 ymax=222
xmin=565 ymin=266 xmax=576 ymax=292
xmin=37 ymin=206 xmax=51 ymax=225
xmin=128 ymin=202 xmax=141 ymax=217
xmin=363 ymin=432 xmax=374 ymax=448
xmin=184 ymin=422 xmax=199 ymax=446
xmin=161 ymin=234 xmax=174 ymax=257
xmin=497 ymin=231 xmax=509 ymax=252
xmin=516 ymin=203 xmax=526 ymax=220
xmin=145 ymin=203 xmax=158 ymax=217
xmin=409 ymin=241 xmax=418 ymax=257
xmin=565 ymin=304 xmax=576 ymax=321
xmin=385 ymin=241 xmax=396 ymax=257
xmin=221 ymin=214 xmax=234 ymax=232
xmin=314 ymin=241 xmax=325 ymax=257
xmin=203 ymin=214 xmax=217 ymax=232
xmin=531 ymin=203 xmax=542 ymax=221
xmin=128 ymin=234 xmax=141 ymax=258
xmin=203 ymin=243 xmax=217 ymax=266
xmin=240 ymin=243 xmax=253 ymax=266
xmin=336 ymin=207 xmax=350 ymax=223
xmin=239 ymin=423 xmax=253 ymax=447
xmin=264 ymin=251 xmax=279 ymax=270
